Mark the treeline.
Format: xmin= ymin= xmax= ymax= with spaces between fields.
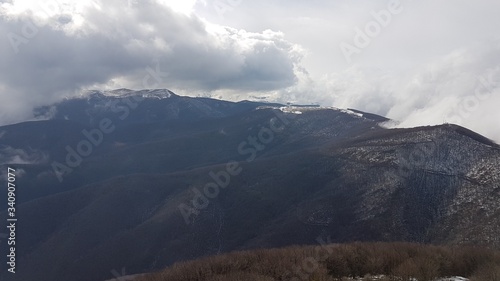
xmin=137 ymin=242 xmax=500 ymax=281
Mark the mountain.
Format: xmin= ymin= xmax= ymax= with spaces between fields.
xmin=0 ymin=89 xmax=499 ymax=281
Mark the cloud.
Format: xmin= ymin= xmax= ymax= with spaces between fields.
xmin=0 ymin=146 xmax=49 ymax=165
xmin=280 ymin=42 xmax=500 ymax=143
xmin=0 ymin=0 xmax=303 ymax=124
xmin=180 ymin=0 xmax=500 ymax=143
xmin=387 ymin=43 xmax=500 ymax=143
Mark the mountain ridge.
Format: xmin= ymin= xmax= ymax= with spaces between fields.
xmin=0 ymin=89 xmax=499 ymax=281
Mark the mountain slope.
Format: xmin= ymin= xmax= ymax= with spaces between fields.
xmin=0 ymin=90 xmax=499 ymax=281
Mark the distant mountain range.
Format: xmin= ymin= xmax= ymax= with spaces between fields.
xmin=0 ymin=89 xmax=499 ymax=281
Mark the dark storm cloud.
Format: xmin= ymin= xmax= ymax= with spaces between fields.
xmin=0 ymin=0 xmax=301 ymax=124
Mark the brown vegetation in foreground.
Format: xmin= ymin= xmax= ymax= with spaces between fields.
xmin=137 ymin=242 xmax=500 ymax=281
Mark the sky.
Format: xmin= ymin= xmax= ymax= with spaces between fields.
xmin=0 ymin=0 xmax=499 ymax=142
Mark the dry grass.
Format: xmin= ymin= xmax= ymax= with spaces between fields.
xmin=136 ymin=242 xmax=500 ymax=281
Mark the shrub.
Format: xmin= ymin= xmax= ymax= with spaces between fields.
xmin=136 ymin=242 xmax=500 ymax=281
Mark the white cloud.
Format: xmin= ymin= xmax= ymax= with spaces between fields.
xmin=156 ymin=0 xmax=198 ymax=15
xmin=280 ymin=42 xmax=500 ymax=143
xmin=0 ymin=0 xmax=303 ymax=124
xmin=0 ymin=146 xmax=49 ymax=165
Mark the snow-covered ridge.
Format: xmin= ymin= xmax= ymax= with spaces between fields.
xmin=339 ymin=108 xmax=364 ymax=117
xmin=88 ymin=89 xmax=173 ymax=100
xmin=258 ymin=104 xmax=366 ymax=118
xmin=279 ymin=106 xmax=303 ymax=114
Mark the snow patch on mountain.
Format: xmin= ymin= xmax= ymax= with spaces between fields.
xmin=279 ymin=106 xmax=303 ymax=114
xmin=340 ymin=108 xmax=364 ymax=117
xmin=99 ymin=89 xmax=173 ymax=99
xmin=269 ymin=104 xmax=367 ymax=119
